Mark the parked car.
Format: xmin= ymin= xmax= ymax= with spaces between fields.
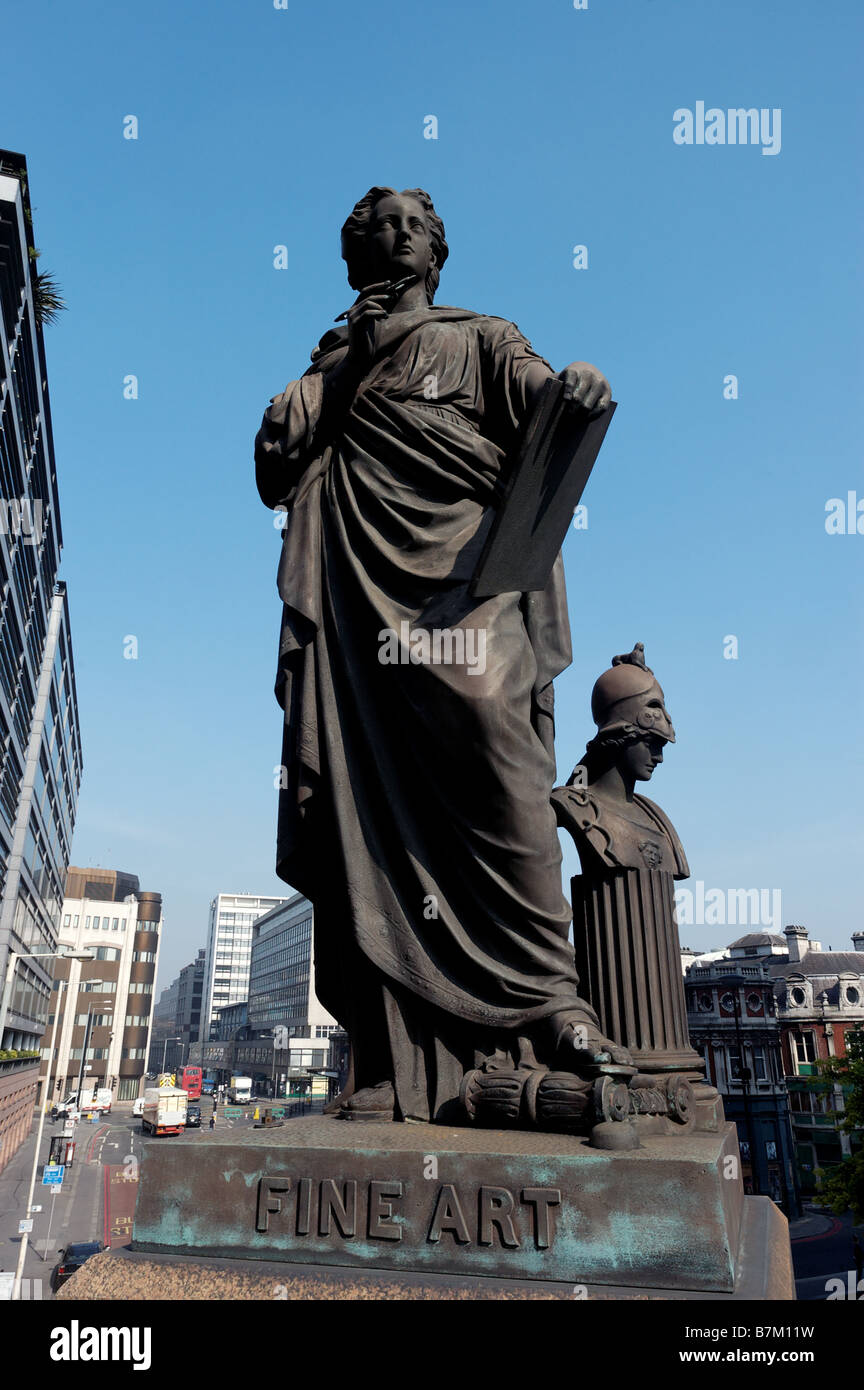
xmin=52 ymin=1241 xmax=104 ymax=1291
xmin=185 ymin=1104 xmax=201 ymax=1128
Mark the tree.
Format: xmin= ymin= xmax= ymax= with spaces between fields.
xmin=0 ymin=159 xmax=67 ymax=326
xmin=813 ymin=1024 xmax=864 ymax=1222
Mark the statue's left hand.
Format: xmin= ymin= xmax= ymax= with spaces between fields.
xmin=559 ymin=362 xmax=612 ymax=413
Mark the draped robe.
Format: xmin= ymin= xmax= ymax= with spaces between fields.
xmin=255 ymin=305 xmax=598 ymax=1120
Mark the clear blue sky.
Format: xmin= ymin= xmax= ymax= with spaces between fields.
xmin=2 ymin=0 xmax=861 ymax=988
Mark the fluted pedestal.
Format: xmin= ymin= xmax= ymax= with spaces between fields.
xmin=572 ymin=867 xmax=703 ymax=1073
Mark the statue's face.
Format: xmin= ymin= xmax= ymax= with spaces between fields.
xmin=366 ymin=194 xmax=433 ymax=285
xmin=620 ymin=734 xmax=666 ymax=783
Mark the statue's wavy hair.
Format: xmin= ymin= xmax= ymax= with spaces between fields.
xmin=572 ymin=726 xmax=659 ymax=783
xmin=340 ymin=187 xmax=449 ymax=303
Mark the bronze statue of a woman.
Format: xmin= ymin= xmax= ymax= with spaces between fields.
xmin=255 ymin=186 xmax=623 ymax=1125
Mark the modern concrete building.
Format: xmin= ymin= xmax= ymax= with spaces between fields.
xmin=0 ymin=151 xmax=83 ymax=1063
xmin=39 ymin=869 xmax=163 ymax=1103
xmin=201 ymin=892 xmax=288 ymax=1040
xmin=190 ymin=895 xmax=345 ymax=1100
xmin=147 ymin=946 xmax=205 ymax=1075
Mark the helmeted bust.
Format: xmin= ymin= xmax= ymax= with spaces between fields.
xmin=553 ymin=644 xmax=689 ymax=878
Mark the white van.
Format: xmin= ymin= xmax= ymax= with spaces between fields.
xmin=55 ymin=1087 xmax=112 ymax=1117
xmin=132 ymin=1096 xmax=145 ymax=1118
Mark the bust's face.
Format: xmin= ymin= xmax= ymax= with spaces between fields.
xmin=620 ymin=734 xmax=665 ymax=783
xmin=366 ymin=194 xmax=433 ymax=286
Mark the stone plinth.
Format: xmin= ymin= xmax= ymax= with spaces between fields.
xmin=117 ymin=1115 xmax=794 ymax=1298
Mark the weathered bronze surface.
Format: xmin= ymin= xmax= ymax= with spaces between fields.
xmin=130 ymin=1117 xmax=751 ymax=1292
xmin=255 ymin=187 xmax=620 ymax=1126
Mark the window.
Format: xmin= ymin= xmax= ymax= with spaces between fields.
xmin=752 ymin=1047 xmax=767 ymax=1081
xmin=790 ymin=986 xmax=807 ymax=1007
xmin=112 ymin=918 xmax=119 ymax=932
xmin=792 ymin=1030 xmax=817 ymax=1069
xmin=85 ymin=917 xmax=91 ymax=928
xmin=63 ymin=914 xmax=70 ymax=927
xmin=73 ymin=915 xmax=79 ymax=927
xmin=92 ymin=916 xmax=99 ymax=929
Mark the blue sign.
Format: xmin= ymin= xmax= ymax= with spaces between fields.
xmin=42 ymin=1163 xmax=65 ymax=1186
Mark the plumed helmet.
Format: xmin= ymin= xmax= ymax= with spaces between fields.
xmin=590 ymin=643 xmax=676 ymax=744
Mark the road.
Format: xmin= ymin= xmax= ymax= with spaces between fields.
xmin=0 ymin=1100 xmax=279 ymax=1298
xmin=791 ymin=1205 xmax=864 ymax=1301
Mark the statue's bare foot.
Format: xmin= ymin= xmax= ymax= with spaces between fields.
xmin=547 ymin=1014 xmax=633 ymax=1068
xmin=340 ymin=1080 xmax=395 ymax=1121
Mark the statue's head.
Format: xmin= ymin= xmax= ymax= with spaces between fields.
xmin=578 ymin=644 xmax=675 ymax=785
xmin=341 ymin=187 xmax=449 ymax=303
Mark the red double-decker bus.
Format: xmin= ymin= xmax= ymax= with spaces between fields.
xmin=175 ymin=1065 xmax=203 ymax=1101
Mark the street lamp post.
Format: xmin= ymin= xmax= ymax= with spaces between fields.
xmin=11 ymin=971 xmax=102 ymax=1300
xmin=74 ymin=996 xmax=113 ymax=1105
xmin=160 ymin=1036 xmax=182 ymax=1075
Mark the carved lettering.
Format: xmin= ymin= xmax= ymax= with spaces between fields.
xmin=318 ymin=1179 xmax=357 ymax=1238
xmin=427 ymin=1184 xmax=471 ymax=1244
xmin=368 ymin=1180 xmax=403 ymax=1241
xmin=296 ymin=1177 xmax=313 ymax=1235
xmin=521 ymin=1188 xmax=561 ymax=1249
xmin=256 ymin=1176 xmax=290 ymax=1232
xmin=478 ymin=1186 xmax=520 ymax=1248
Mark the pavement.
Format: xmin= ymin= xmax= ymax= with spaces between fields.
xmin=788 ymin=1204 xmax=838 ymax=1241
xmin=0 ymin=1103 xmax=142 ymax=1300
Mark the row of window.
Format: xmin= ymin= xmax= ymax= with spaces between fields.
xmin=63 ymin=913 xmax=128 ymax=931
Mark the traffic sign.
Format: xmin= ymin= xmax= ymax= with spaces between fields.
xmin=18 ymin=1219 xmax=33 ymax=1234
xmin=50 ymin=1184 xmax=62 ymax=1195
xmin=42 ymin=1163 xmax=65 ymax=1186
xmin=29 ymin=1205 xmax=42 ymax=1214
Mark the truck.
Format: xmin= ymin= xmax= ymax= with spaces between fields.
xmin=227 ymin=1075 xmax=252 ymax=1105
xmin=141 ymin=1086 xmax=188 ymax=1136
xmin=52 ymin=1087 xmax=112 ymax=1118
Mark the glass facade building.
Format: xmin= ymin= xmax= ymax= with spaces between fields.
xmin=0 ymin=150 xmax=82 ymax=1053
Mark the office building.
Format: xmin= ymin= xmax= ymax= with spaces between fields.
xmin=39 ymin=868 xmax=162 ymax=1102
xmin=147 ymin=946 xmax=205 ymax=1075
xmin=0 ymin=150 xmax=82 ymax=1120
xmin=201 ymin=892 xmax=288 ymax=1040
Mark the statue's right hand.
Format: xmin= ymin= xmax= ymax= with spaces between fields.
xmin=345 ymin=281 xmax=400 ymax=368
